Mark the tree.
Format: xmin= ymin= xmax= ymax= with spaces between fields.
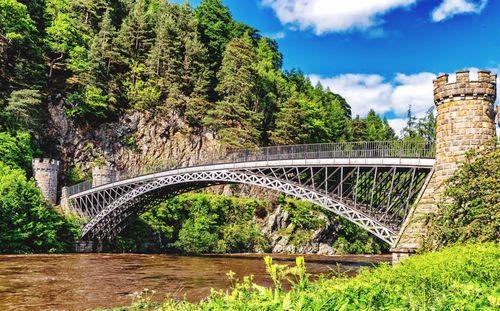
xmin=66 ymin=85 xmax=109 ymax=120
xmin=205 ymin=33 xmax=261 ymax=147
xmin=0 ymin=161 xmax=78 ymax=254
xmin=0 ymin=131 xmax=33 ymax=171
xmin=117 ymin=0 xmax=151 ymax=62
xmin=195 ymin=0 xmax=235 ymax=99
xmin=402 ymin=106 xmax=436 ymax=142
xmin=87 ymin=9 xmax=119 ymax=83
xmin=4 ymin=89 xmax=42 ymax=132
xmin=146 ymin=1 xmax=210 ymax=105
xmin=45 ymin=0 xmax=86 ymax=78
xmin=0 ymin=0 xmax=43 ymax=88
xmin=255 ymin=37 xmax=283 ymax=144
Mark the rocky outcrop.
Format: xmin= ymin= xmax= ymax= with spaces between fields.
xmin=45 ymin=97 xmax=337 ymax=254
xmin=259 ymin=206 xmax=340 ymax=255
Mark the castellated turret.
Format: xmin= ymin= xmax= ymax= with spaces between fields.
xmin=32 ymin=158 xmax=60 ymax=205
xmin=393 ymin=69 xmax=497 ymax=263
xmin=92 ymin=165 xmax=118 ymax=187
xmin=433 ymin=69 xmax=497 ymax=185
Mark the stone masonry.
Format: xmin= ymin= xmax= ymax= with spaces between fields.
xmin=92 ymin=165 xmax=118 ymax=188
xmin=392 ymin=70 xmax=497 ymax=263
xmin=32 ymin=158 xmax=60 ymax=205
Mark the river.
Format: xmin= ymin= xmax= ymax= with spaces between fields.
xmin=0 ymin=253 xmax=389 ymax=310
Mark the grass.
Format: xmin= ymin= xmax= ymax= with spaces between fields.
xmin=103 ymin=243 xmax=500 ymax=310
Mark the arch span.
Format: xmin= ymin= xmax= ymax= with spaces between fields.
xmin=69 ymin=160 xmax=434 ymax=246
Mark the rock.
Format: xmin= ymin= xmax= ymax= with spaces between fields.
xmin=318 ymin=243 xmax=335 ymax=255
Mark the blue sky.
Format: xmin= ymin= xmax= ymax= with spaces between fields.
xmin=179 ymin=0 xmax=500 ymax=134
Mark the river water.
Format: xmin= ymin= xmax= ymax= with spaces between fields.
xmin=0 ymin=253 xmax=389 ymax=310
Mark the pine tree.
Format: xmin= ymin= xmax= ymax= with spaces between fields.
xmin=195 ymin=0 xmax=235 ymax=99
xmin=87 ymin=9 xmax=118 ymax=85
xmin=205 ymin=33 xmax=260 ymax=148
xmin=255 ymin=37 xmax=283 ymax=144
xmin=117 ymin=0 xmax=152 ymax=62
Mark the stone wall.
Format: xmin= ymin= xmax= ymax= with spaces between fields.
xmin=92 ymin=166 xmax=118 ymax=187
xmin=393 ymin=70 xmax=497 ymax=261
xmin=32 ymin=158 xmax=60 ymax=205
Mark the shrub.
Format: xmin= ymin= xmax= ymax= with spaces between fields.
xmin=0 ymin=161 xmax=79 ymax=253
xmin=155 ymin=243 xmax=500 ymax=310
xmin=425 ymin=144 xmax=499 ymax=249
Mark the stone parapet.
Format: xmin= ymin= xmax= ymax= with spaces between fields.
xmin=434 ymin=70 xmax=496 ymax=106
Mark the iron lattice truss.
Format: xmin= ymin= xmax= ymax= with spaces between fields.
xmin=69 ymin=164 xmax=433 ymax=246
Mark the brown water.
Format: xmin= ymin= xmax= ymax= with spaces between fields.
xmin=0 ymin=253 xmax=389 ymax=311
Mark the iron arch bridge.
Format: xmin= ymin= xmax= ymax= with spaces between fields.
xmin=67 ymin=141 xmax=435 ymax=246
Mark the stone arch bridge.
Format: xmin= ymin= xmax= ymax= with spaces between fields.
xmin=65 ymin=141 xmax=435 ymax=247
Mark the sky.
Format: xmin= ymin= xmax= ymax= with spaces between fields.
xmin=178 ymin=0 xmax=500 ymax=135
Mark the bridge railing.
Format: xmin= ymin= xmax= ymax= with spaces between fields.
xmin=67 ymin=140 xmax=436 ymax=196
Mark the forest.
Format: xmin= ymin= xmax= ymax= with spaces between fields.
xmin=0 ymin=0 xmax=436 ymax=254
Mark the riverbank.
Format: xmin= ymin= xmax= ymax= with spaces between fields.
xmin=113 ymin=243 xmax=500 ymax=310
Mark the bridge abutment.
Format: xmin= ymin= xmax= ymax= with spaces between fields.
xmin=393 ymin=70 xmax=497 ymax=263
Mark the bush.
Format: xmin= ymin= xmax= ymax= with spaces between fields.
xmin=425 ymin=145 xmax=500 ymax=249
xmin=0 ymin=161 xmax=79 ymax=253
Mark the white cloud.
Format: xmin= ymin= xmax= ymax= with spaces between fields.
xmin=308 ymin=72 xmax=436 ymax=118
xmin=261 ymin=0 xmax=417 ymax=34
xmin=431 ymin=0 xmax=488 ymax=22
xmin=387 ymin=118 xmax=408 ymax=136
xmin=263 ymin=31 xmax=286 ymax=40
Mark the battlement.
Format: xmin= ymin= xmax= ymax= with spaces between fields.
xmin=32 ymin=158 xmax=60 ymax=168
xmin=434 ymin=70 xmax=497 ymax=105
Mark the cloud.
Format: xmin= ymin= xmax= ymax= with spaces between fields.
xmin=261 ymin=0 xmax=417 ymax=34
xmin=308 ymin=72 xmax=436 ymax=118
xmin=387 ymin=118 xmax=408 ymax=136
xmin=431 ymin=0 xmax=488 ymax=22
xmin=263 ymin=31 xmax=286 ymax=40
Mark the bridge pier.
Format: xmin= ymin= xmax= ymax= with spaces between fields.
xmin=75 ymin=239 xmax=108 ymax=253
xmin=393 ymin=70 xmax=497 ymax=263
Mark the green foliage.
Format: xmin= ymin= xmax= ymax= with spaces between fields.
xmin=0 ymin=131 xmax=33 ymax=171
xmin=281 ymin=198 xmax=325 ymax=231
xmin=4 ymin=89 xmax=42 ymax=132
xmin=350 ymin=109 xmax=395 ymax=142
xmin=66 ymin=85 xmax=109 ymax=120
xmin=0 ymin=0 xmax=44 ymax=88
xmin=205 ymin=33 xmax=260 ymax=148
xmin=331 ymin=217 xmax=387 ymax=254
xmin=424 ymin=144 xmax=499 ymax=249
xmin=0 ymin=161 xmax=79 ymax=254
xmin=115 ymin=193 xmax=268 ymax=254
xmin=66 ymin=165 xmax=87 ymax=186
xmin=152 ymin=243 xmax=500 ymax=310
xmin=402 ymin=106 xmax=436 ymax=142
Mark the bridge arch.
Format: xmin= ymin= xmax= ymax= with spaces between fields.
xmin=67 ymin=141 xmax=435 ymax=248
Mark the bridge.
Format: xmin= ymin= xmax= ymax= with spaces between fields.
xmin=65 ymin=141 xmax=435 ymax=246
xmin=31 ymin=69 xmax=497 ymax=259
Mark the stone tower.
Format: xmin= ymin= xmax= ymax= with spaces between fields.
xmin=92 ymin=165 xmax=118 ymax=187
xmin=32 ymin=158 xmax=60 ymax=205
xmin=393 ymin=70 xmax=497 ymax=262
